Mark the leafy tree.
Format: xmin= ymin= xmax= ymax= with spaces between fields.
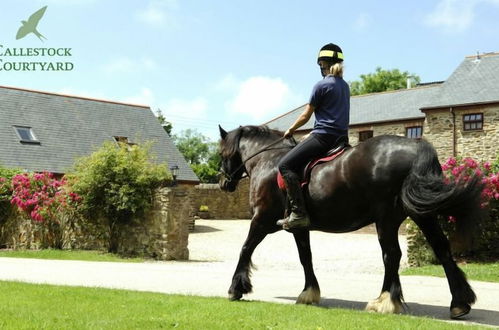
xmin=173 ymin=129 xmax=220 ymax=183
xmin=173 ymin=129 xmax=210 ymax=165
xmin=67 ymin=142 xmax=170 ymax=252
xmin=191 ymin=142 xmax=221 ymax=183
xmin=156 ymin=109 xmax=173 ymax=135
xmin=349 ymin=67 xmax=421 ymax=96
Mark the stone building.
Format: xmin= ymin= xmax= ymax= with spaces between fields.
xmin=265 ymin=53 xmax=499 ymax=163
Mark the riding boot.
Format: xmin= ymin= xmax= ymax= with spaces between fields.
xmin=276 ymin=172 xmax=310 ymax=229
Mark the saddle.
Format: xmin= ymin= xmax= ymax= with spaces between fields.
xmin=277 ymin=142 xmax=350 ymax=191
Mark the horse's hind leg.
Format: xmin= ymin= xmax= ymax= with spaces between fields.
xmin=413 ymin=216 xmax=476 ymax=319
xmin=228 ymin=220 xmax=268 ymax=301
xmin=293 ymin=230 xmax=320 ymax=304
xmin=367 ymin=220 xmax=404 ymax=314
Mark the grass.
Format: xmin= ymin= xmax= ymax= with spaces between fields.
xmin=402 ymin=262 xmax=499 ymax=283
xmin=0 ymin=281 xmax=488 ymax=330
xmin=0 ymin=249 xmax=144 ymax=263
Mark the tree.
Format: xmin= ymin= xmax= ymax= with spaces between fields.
xmin=156 ymin=109 xmax=173 ymax=135
xmin=68 ymin=142 xmax=169 ymax=252
xmin=349 ymin=67 xmax=421 ymax=96
xmin=173 ymin=129 xmax=220 ymax=183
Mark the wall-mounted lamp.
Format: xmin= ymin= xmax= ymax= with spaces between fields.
xmin=169 ymin=164 xmax=179 ymax=186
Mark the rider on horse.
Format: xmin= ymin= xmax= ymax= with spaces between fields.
xmin=277 ymin=43 xmax=350 ymax=230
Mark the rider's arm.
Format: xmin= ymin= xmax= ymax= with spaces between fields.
xmin=284 ymin=104 xmax=315 ymax=138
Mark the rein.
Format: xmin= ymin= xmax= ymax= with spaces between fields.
xmin=221 ymin=136 xmax=295 ymax=182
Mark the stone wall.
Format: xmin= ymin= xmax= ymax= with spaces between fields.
xmin=190 ymin=179 xmax=251 ymax=219
xmin=115 ymin=187 xmax=190 ymax=260
xmin=424 ymin=104 xmax=499 ymax=162
xmin=0 ymin=187 xmax=192 ymax=260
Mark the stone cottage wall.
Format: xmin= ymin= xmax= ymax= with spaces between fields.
xmin=349 ymin=119 xmax=424 ymax=145
xmin=424 ymin=104 xmax=499 ymax=162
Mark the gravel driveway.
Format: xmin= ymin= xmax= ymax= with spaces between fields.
xmin=189 ymin=219 xmax=407 ymax=275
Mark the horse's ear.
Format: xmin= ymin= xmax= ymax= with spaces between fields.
xmin=219 ymin=125 xmax=228 ymax=140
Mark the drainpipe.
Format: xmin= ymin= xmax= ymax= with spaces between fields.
xmin=450 ymin=107 xmax=457 ymax=157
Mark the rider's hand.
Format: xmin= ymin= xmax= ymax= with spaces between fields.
xmin=284 ymin=129 xmax=293 ymax=138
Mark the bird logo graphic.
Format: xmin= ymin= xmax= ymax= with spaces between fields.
xmin=16 ymin=6 xmax=48 ymax=42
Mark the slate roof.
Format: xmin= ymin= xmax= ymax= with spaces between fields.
xmin=421 ymin=53 xmax=499 ymax=110
xmin=0 ymin=86 xmax=199 ymax=183
xmin=265 ymin=53 xmax=499 ymax=131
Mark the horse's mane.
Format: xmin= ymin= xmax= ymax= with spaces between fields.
xmin=220 ymin=125 xmax=283 ymax=158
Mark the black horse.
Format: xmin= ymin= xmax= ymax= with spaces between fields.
xmin=218 ymin=125 xmax=483 ymax=319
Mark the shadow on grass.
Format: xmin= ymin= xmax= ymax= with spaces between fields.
xmin=277 ymin=296 xmax=499 ymax=327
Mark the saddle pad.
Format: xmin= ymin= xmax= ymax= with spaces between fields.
xmin=277 ymin=148 xmax=346 ymax=191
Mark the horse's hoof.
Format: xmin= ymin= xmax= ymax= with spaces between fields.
xmin=296 ymin=287 xmax=321 ymax=305
xmin=366 ymin=292 xmax=402 ymax=314
xmin=450 ymin=304 xmax=471 ymax=319
xmin=228 ymin=291 xmax=242 ymax=301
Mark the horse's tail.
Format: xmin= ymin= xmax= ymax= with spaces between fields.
xmin=400 ymin=140 xmax=483 ymax=235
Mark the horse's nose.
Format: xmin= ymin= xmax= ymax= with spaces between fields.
xmin=219 ymin=178 xmax=228 ymax=191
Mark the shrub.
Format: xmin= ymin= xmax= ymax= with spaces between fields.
xmin=1 ymin=171 xmax=81 ymax=248
xmin=67 ymin=141 xmax=170 ymax=251
xmin=10 ymin=172 xmax=80 ymax=223
xmin=407 ymin=155 xmax=499 ymax=266
xmin=0 ymin=166 xmax=24 ymax=221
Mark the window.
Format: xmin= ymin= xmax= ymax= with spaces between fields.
xmin=406 ymin=126 xmax=423 ymax=139
xmin=113 ymin=136 xmax=129 ymax=144
xmin=358 ymin=130 xmax=373 ymax=142
xmin=113 ymin=136 xmax=136 ymax=150
xmin=13 ymin=126 xmax=39 ymax=144
xmin=463 ymin=113 xmax=483 ymax=131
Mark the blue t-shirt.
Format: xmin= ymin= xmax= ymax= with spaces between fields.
xmin=309 ymin=75 xmax=350 ymax=136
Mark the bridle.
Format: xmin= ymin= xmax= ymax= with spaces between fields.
xmin=220 ymin=136 xmax=296 ymax=183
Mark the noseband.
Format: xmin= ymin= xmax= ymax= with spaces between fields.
xmin=220 ymin=136 xmax=295 ymax=182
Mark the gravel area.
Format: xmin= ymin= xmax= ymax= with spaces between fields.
xmin=189 ymin=219 xmax=409 ymax=275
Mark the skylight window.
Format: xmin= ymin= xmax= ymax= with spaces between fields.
xmin=13 ymin=126 xmax=40 ymax=144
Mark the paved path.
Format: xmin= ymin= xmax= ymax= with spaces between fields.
xmin=0 ymin=220 xmax=498 ymax=327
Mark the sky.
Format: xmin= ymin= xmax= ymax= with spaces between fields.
xmin=1 ymin=0 xmax=498 ymax=141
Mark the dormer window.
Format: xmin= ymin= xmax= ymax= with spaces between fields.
xmin=114 ymin=136 xmax=129 ymax=144
xmin=113 ymin=136 xmax=136 ymax=150
xmin=14 ymin=126 xmax=40 ymax=144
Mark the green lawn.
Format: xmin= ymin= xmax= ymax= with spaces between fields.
xmin=0 ymin=249 xmax=144 ymax=263
xmin=401 ymin=262 xmax=499 ymax=283
xmin=0 ymin=281 xmax=487 ymax=329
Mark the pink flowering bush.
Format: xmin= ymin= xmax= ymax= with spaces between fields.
xmin=10 ymin=172 xmax=81 ymax=223
xmin=408 ymin=155 xmax=499 ymax=266
xmin=441 ymin=157 xmax=499 ymax=209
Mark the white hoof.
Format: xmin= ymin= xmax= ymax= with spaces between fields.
xmin=296 ymin=287 xmax=321 ymax=305
xmin=365 ymin=291 xmax=402 ymax=314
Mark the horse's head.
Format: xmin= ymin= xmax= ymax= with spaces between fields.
xmin=218 ymin=125 xmax=246 ymax=192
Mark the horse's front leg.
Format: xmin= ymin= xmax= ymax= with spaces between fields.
xmin=228 ymin=219 xmax=270 ymax=301
xmin=366 ymin=220 xmax=404 ymax=314
xmin=293 ymin=230 xmax=321 ymax=304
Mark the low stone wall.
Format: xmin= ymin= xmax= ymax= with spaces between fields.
xmin=0 ymin=187 xmax=192 ymax=260
xmin=190 ymin=179 xmax=251 ymax=219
